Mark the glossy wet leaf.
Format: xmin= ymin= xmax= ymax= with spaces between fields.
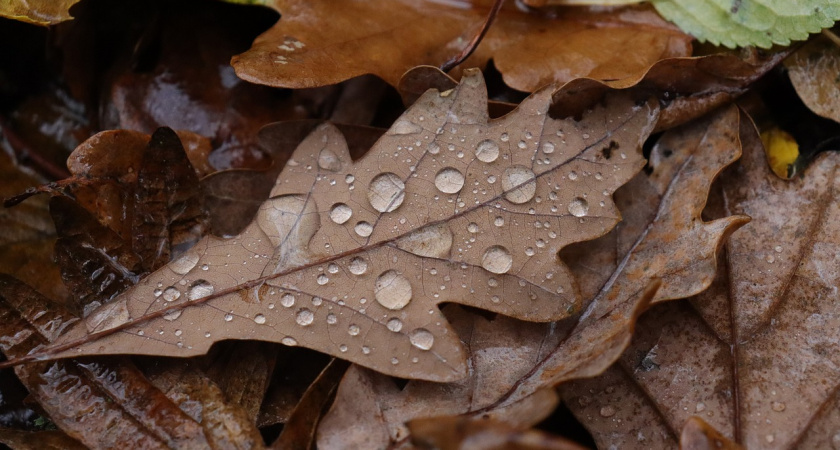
xmin=563 ymin=110 xmax=840 ymax=448
xmin=21 ymin=70 xmax=658 ymax=382
xmin=232 ymin=1 xmax=691 ymax=91
xmin=316 ymin=106 xmax=746 ymax=448
xmin=651 ymin=0 xmax=840 ymax=48
xmin=0 ymin=0 xmax=79 ymax=25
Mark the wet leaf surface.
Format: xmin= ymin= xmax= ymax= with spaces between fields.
xmin=786 ymin=34 xmax=840 ymax=124
xmin=232 ymin=1 xmax=691 ymax=91
xmin=563 ymin=110 xmax=840 ymax=448
xmin=315 ymin=106 xmax=746 ymax=448
xmin=19 ymin=70 xmax=657 ymax=382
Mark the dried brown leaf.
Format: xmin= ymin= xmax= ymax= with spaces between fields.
xmin=681 ymin=417 xmax=742 ymax=450
xmin=786 ymin=34 xmax=840 ymax=124
xmin=317 ymin=105 xmax=746 ymax=448
xmin=232 ymin=2 xmax=690 ymax=91
xmin=0 ymin=428 xmax=86 ymax=450
xmin=563 ymin=110 xmax=840 ymax=448
xmin=13 ymin=70 xmax=657 ymax=382
xmin=408 ymin=415 xmax=588 ymax=450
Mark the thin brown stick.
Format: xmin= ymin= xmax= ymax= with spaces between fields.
xmin=440 ymin=0 xmax=505 ymax=73
xmin=822 ymin=29 xmax=840 ymax=48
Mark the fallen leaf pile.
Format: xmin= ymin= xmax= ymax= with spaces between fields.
xmin=1 ymin=0 xmax=840 ymax=448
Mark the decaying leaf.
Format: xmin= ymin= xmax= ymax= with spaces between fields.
xmin=10 ymin=69 xmax=657 ymax=383
xmin=563 ymin=110 xmax=840 ymax=448
xmin=786 ymin=34 xmax=840 ymax=124
xmin=315 ymin=106 xmax=747 ymax=448
xmin=232 ymin=1 xmax=691 ymax=91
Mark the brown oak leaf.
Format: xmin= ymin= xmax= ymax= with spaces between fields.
xmin=9 ymin=69 xmax=657 ymax=382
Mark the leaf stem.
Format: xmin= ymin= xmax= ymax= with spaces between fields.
xmin=440 ymin=0 xmax=505 ymax=73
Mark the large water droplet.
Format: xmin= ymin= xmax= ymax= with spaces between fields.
xmin=409 ymin=328 xmax=434 ymax=350
xmin=395 ymin=223 xmax=453 ymax=258
xmin=317 ymin=274 xmax=329 ymax=285
xmin=164 ymin=310 xmax=181 ymax=321
xmin=280 ymin=293 xmax=295 ymax=308
xmin=481 ymin=245 xmax=513 ymax=274
xmin=348 ymin=324 xmax=360 ymax=336
xmin=502 ymin=166 xmax=537 ymax=204
xmin=349 ymin=257 xmax=368 ymax=275
xmin=475 ymin=140 xmax=499 ymax=163
xmin=375 ymin=270 xmax=413 ymax=310
xmin=170 ymin=253 xmax=199 ymax=275
xmin=318 ymin=148 xmax=342 ymax=172
xmin=187 ymin=280 xmax=214 ymax=301
xmin=568 ymin=197 xmax=589 ymax=217
xmin=281 ymin=336 xmax=298 ymax=346
xmin=163 ymin=286 xmax=181 ymax=302
xmin=355 ymin=221 xmax=373 ymax=237
xmin=368 ymin=173 xmax=405 ymax=213
xmin=434 ymin=167 xmax=465 ymax=194
xmin=329 ymin=203 xmax=352 ymax=224
xmin=390 ymin=120 xmax=422 ymax=135
xmin=387 ymin=317 xmax=403 ymax=332
xmin=85 ymin=299 xmax=130 ymax=332
xmin=254 ymin=314 xmax=266 ymax=324
xmin=296 ymin=308 xmax=314 ymax=326
xmin=541 ymin=142 xmax=555 ymax=154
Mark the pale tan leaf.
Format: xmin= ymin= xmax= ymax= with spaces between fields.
xmin=786 ymin=34 xmax=840 ymax=124
xmin=16 ymin=69 xmax=657 ymax=382
xmin=563 ymin=110 xmax=840 ymax=448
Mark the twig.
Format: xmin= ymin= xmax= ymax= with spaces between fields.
xmin=440 ymin=0 xmax=505 ymax=73
xmin=822 ymin=29 xmax=840 ymax=48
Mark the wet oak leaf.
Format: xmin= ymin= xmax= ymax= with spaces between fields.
xmin=231 ymin=1 xmax=691 ymax=91
xmin=316 ymin=107 xmax=747 ymax=448
xmin=785 ymin=34 xmax=840 ymax=124
xmin=563 ymin=110 xmax=840 ymax=448
xmin=17 ymin=69 xmax=658 ymax=382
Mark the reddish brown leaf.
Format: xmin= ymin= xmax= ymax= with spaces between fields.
xmin=0 ymin=428 xmax=86 ymax=450
xmin=232 ymin=2 xmax=691 ymax=91
xmin=681 ymin=417 xmax=742 ymax=450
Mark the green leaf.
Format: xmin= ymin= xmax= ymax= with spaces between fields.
xmin=651 ymin=0 xmax=840 ymax=48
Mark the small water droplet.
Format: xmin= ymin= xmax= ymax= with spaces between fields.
xmin=162 ymin=287 xmax=181 ymax=302
xmin=339 ymin=344 xmax=348 ymax=352
xmin=327 ymin=263 xmax=340 ymax=274
xmin=387 ymin=318 xmax=403 ymax=332
xmin=494 ymin=216 xmax=505 ymax=227
xmin=766 ymin=255 xmax=775 ymax=263
xmin=774 ymin=245 xmax=783 ymax=252
xmin=355 ymin=221 xmax=373 ymax=237
xmin=568 ymin=198 xmax=589 ymax=217
xmin=368 ymin=173 xmax=405 ymax=212
xmin=502 ymin=166 xmax=537 ymax=204
xmin=391 ymin=357 xmax=399 ymax=365
xmin=318 ymin=148 xmax=342 ymax=171
xmin=481 ymin=245 xmax=513 ymax=274
xmin=224 ymin=313 xmax=234 ymax=322
xmin=296 ymin=309 xmax=314 ymax=326
xmin=409 ymin=328 xmax=434 ymax=350
xmin=467 ymin=222 xmax=479 ymax=233
xmin=525 ymin=247 xmax=535 ymax=256
xmin=254 ymin=314 xmax=266 ymax=324
xmin=201 ymin=264 xmax=209 ymax=271
xmin=348 ymin=324 xmax=360 ymax=336
xmin=164 ymin=310 xmax=182 ymax=321
xmin=772 ymin=401 xmax=786 ymax=412
xmin=170 ymin=253 xmax=199 ymax=275
xmin=174 ymin=329 xmax=183 ymax=337
xmin=599 ymin=406 xmax=616 ymax=417
xmin=375 ymin=270 xmax=413 ymax=310
xmin=362 ymin=346 xmax=371 ymax=354
xmin=312 ymin=297 xmax=323 ymax=306
xmin=541 ymin=142 xmax=555 ymax=154
xmin=500 ymin=132 xmax=509 ymax=142
xmin=695 ymin=402 xmax=706 ymax=412
xmin=517 ymin=140 xmax=527 ymax=149
xmin=568 ymin=171 xmax=578 ymax=180
xmin=475 ymin=140 xmax=500 ymax=163
xmin=345 ymin=174 xmax=355 ymax=184
xmin=187 ymin=280 xmax=214 ymax=301
xmin=329 ymin=203 xmax=353 ymax=224
xmin=390 ymin=120 xmax=422 ymax=135
xmin=204 ymin=331 xmax=211 ymax=338
xmin=281 ymin=336 xmax=298 ymax=346
xmin=434 ymin=167 xmax=465 ymax=194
